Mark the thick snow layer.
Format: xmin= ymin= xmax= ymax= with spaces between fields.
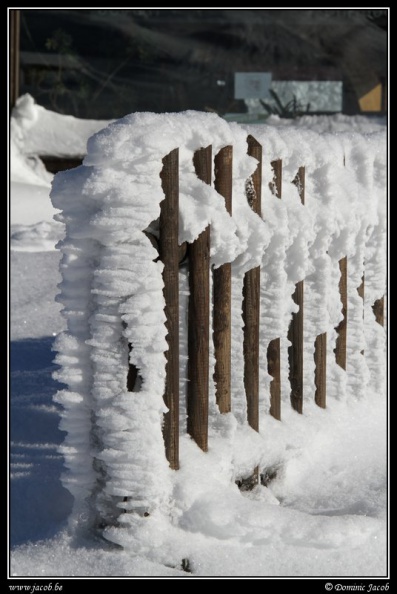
xmin=11 ymin=93 xmax=112 ymax=158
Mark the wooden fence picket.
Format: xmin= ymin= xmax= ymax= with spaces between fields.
xmin=335 ymin=256 xmax=348 ymax=370
xmin=239 ymin=135 xmax=262 ymax=489
xmin=314 ymin=333 xmax=327 ymax=409
xmin=159 ymin=148 xmax=180 ymax=470
xmin=243 ymin=136 xmax=262 ymax=434
xmin=268 ymin=159 xmax=282 ymax=421
xmin=288 ymin=166 xmax=305 ymax=414
xmin=213 ymin=146 xmax=233 ymax=414
xmin=187 ymin=146 xmax=212 ymax=452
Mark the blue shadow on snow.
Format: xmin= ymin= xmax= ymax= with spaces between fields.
xmin=9 ymin=337 xmax=73 ymax=547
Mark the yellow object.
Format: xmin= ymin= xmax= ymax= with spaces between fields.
xmin=359 ymin=84 xmax=382 ymax=112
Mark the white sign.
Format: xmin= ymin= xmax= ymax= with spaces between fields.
xmin=234 ymin=72 xmax=272 ymax=100
xmin=271 ymin=81 xmax=343 ymax=112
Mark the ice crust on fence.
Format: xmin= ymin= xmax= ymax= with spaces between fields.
xmin=50 ymin=110 xmax=386 ymax=548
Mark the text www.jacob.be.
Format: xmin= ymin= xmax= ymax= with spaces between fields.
xmin=9 ymin=585 xmax=63 ymax=592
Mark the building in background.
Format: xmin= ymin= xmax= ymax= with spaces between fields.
xmin=9 ymin=9 xmax=387 ymax=122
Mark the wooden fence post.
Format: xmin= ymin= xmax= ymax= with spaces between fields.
xmin=268 ymin=159 xmax=282 ymax=421
xmin=213 ymin=146 xmax=233 ymax=414
xmin=335 ymin=256 xmax=347 ymax=370
xmin=288 ymin=167 xmax=305 ymax=414
xmin=187 ymin=146 xmax=212 ymax=452
xmin=159 ymin=148 xmax=180 ymax=470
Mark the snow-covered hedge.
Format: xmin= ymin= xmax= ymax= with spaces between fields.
xmin=50 ymin=111 xmax=386 ymax=551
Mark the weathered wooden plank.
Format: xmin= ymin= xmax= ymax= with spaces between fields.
xmin=213 ymin=146 xmax=233 ymax=414
xmin=288 ymin=281 xmax=304 ymax=413
xmin=239 ymin=136 xmax=262 ymax=489
xmin=243 ymin=136 xmax=262 ymax=435
xmin=268 ymin=337 xmax=281 ymax=419
xmin=335 ymin=256 xmax=347 ymax=370
xmin=268 ymin=159 xmax=282 ymax=420
xmin=314 ymin=332 xmax=327 ymax=408
xmin=243 ymin=266 xmax=261 ymax=431
xmin=159 ymin=148 xmax=180 ymax=470
xmin=288 ymin=167 xmax=305 ymax=414
xmin=187 ymin=146 xmax=212 ymax=452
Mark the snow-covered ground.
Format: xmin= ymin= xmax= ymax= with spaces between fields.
xmin=9 ymin=95 xmax=389 ymax=580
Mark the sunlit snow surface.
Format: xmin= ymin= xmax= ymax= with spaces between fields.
xmin=9 ymin=95 xmax=388 ymax=578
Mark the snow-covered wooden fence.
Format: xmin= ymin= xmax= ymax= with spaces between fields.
xmin=51 ymin=112 xmax=386 ymax=535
